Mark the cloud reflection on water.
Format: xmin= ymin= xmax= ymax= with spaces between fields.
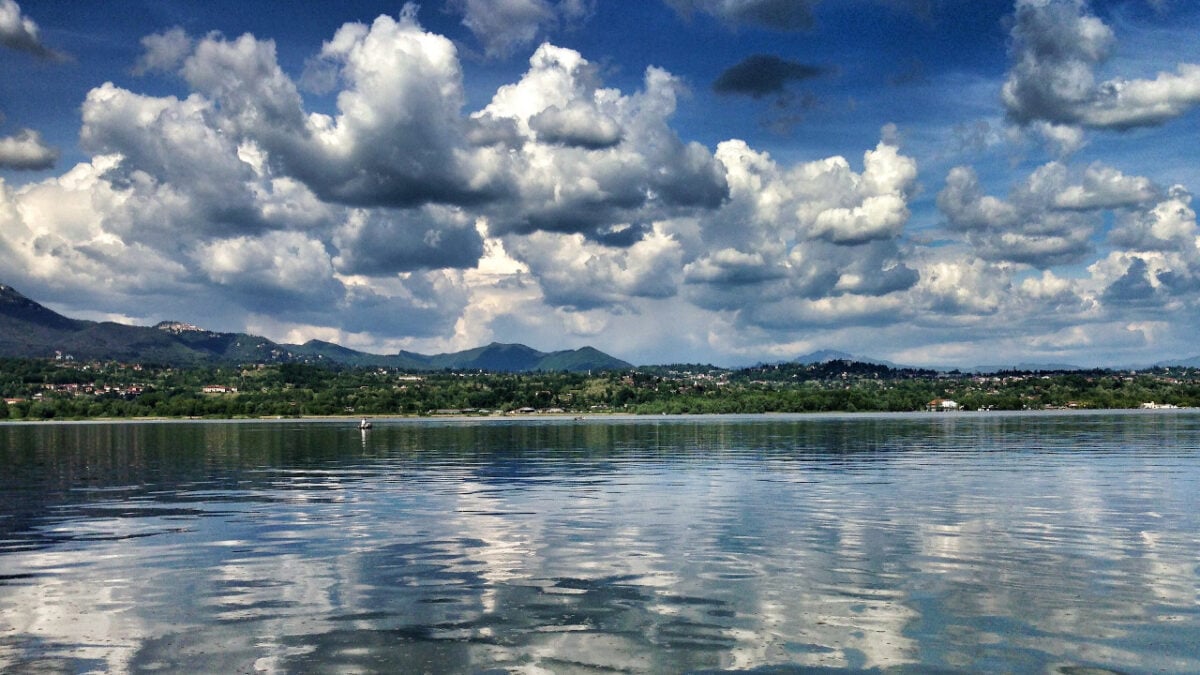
xmin=1 ymin=413 xmax=1198 ymax=673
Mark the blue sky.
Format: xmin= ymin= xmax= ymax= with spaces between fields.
xmin=3 ymin=0 xmax=1200 ymax=367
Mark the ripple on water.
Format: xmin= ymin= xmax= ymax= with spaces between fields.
xmin=3 ymin=413 xmax=1200 ymax=673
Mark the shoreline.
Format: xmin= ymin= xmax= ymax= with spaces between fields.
xmin=1 ymin=406 xmax=1196 ymax=425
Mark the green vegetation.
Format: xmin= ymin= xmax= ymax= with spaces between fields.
xmin=3 ymin=356 xmax=1200 ymax=420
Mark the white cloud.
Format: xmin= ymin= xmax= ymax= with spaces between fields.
xmin=743 ymin=292 xmax=912 ymax=329
xmin=8 ymin=3 xmax=1200 ymax=367
xmin=475 ymin=43 xmax=727 ymax=239
xmin=0 ymin=128 xmax=57 ymax=170
xmin=1110 ymin=185 xmax=1199 ymax=252
xmin=938 ymin=160 xmax=1159 ymax=267
xmin=1030 ymin=121 xmax=1087 ymax=157
xmin=676 ymin=131 xmax=919 ymax=329
xmin=529 ymin=100 xmax=623 ymax=148
xmin=665 ymin=0 xmax=818 ymax=31
xmin=173 ymin=9 xmax=505 ymax=210
xmin=332 ymin=206 xmax=484 ymax=275
xmin=505 ymin=226 xmax=684 ymax=309
xmin=1003 ymin=0 xmax=1200 ymax=130
xmin=0 ymin=0 xmax=64 ymax=60
xmin=80 ymin=83 xmax=266 ymax=242
xmin=449 ymin=0 xmax=593 ymax=58
xmin=1054 ymin=162 xmax=1157 ymax=210
xmin=1086 ymin=186 xmax=1200 ymax=313
xmin=193 ymin=230 xmax=340 ymax=310
xmin=0 ymin=157 xmax=192 ymax=301
xmin=937 ymin=166 xmax=1019 ymax=231
xmin=132 ymin=27 xmax=193 ymax=76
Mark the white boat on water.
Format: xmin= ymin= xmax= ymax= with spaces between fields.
xmin=359 ymin=418 xmax=373 ymax=430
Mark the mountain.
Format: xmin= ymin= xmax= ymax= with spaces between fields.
xmin=793 ymin=349 xmax=855 ymax=364
xmin=0 ymin=283 xmax=630 ymax=372
xmin=1 ymin=285 xmax=83 ymax=358
xmin=967 ymin=362 xmax=1085 ymax=373
xmin=427 ymin=342 xmax=546 ymax=371
xmin=0 ymin=284 xmax=84 ymax=332
xmin=793 ymin=349 xmax=903 ymax=368
xmin=286 ymin=339 xmax=428 ymax=369
xmin=532 ymin=346 xmax=631 ymax=373
xmin=1155 ymin=356 xmax=1200 ymax=368
xmin=285 ymin=340 xmax=631 ymax=372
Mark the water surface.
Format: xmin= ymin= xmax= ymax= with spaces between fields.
xmin=1 ymin=411 xmax=1198 ymax=673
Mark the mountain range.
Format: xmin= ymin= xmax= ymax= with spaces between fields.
xmin=6 ymin=283 xmax=1200 ymax=372
xmin=0 ymin=284 xmax=631 ymax=373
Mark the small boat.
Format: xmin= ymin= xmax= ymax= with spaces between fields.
xmin=359 ymin=418 xmax=373 ymax=430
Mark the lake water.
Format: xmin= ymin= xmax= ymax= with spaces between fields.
xmin=1 ymin=411 xmax=1199 ymax=674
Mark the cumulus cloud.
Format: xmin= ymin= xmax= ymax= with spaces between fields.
xmin=808 ymin=139 xmax=917 ymax=245
xmin=938 ymin=160 xmax=1158 ymax=267
xmin=713 ymin=54 xmax=825 ymax=99
xmin=0 ymin=14 xmax=484 ymax=334
xmin=709 ymin=135 xmax=918 ymax=249
xmin=79 ymin=83 xmax=267 ymax=242
xmin=1003 ymin=0 xmax=1200 ymax=130
xmin=927 ymin=175 xmax=1200 ymax=329
xmin=475 ymin=43 xmax=727 ymax=239
xmin=0 ymin=149 xmax=474 ymax=338
xmin=132 ymin=27 xmax=193 ymax=76
xmin=332 ymin=206 xmax=484 ymax=275
xmin=0 ymin=9 xmax=730 ymax=346
xmin=462 ymin=121 xmax=922 ymax=335
xmin=0 ymin=0 xmax=65 ymax=60
xmin=192 ymin=230 xmax=342 ymax=311
xmin=172 ymin=9 xmax=506 ymax=209
xmin=1054 ymin=163 xmax=1157 ymax=210
xmin=1109 ymin=186 xmax=1199 ymax=252
xmin=675 ymin=131 xmax=919 ymax=329
xmin=742 ymin=292 xmax=912 ymax=329
xmin=0 ymin=128 xmax=58 ymax=169
xmin=1101 ymin=256 xmax=1161 ymax=307
xmin=13 ymin=2 xmax=1200 ymax=366
xmin=528 ymin=100 xmax=623 ymax=148
xmin=448 ymin=0 xmax=593 ymax=58
xmin=666 ymin=0 xmax=818 ymax=31
xmin=1030 ymin=121 xmax=1088 ymax=157
xmin=914 ymin=257 xmax=1010 ymax=317
xmin=1085 ymin=244 xmax=1200 ymax=318
xmin=337 ymin=273 xmax=472 ymax=338
xmin=505 ymin=227 xmax=683 ymax=309
xmin=0 ymin=156 xmax=192 ymax=302
xmin=683 ymin=247 xmax=786 ymax=286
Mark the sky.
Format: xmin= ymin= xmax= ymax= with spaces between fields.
xmin=3 ymin=0 xmax=1200 ymax=368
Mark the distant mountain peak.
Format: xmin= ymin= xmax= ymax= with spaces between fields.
xmin=794 ymin=349 xmax=855 ymax=364
xmin=0 ymin=284 xmax=30 ymax=302
xmin=792 ymin=349 xmax=902 ymax=368
xmin=0 ymin=283 xmax=631 ymax=372
xmin=0 ymin=283 xmax=82 ymax=332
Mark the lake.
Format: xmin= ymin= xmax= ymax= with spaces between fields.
xmin=1 ymin=411 xmax=1198 ymax=673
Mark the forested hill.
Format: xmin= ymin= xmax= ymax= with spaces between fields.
xmin=0 ymin=284 xmax=630 ymax=372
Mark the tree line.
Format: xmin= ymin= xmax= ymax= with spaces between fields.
xmin=3 ymin=357 xmax=1200 ymax=420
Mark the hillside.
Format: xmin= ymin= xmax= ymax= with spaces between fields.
xmin=0 ymin=284 xmax=631 ymax=372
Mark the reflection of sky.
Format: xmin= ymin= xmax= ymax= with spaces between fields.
xmin=1 ymin=413 xmax=1199 ymax=672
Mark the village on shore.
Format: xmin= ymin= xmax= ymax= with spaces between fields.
xmin=3 ymin=355 xmax=1198 ymax=421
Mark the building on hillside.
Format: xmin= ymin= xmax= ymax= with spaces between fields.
xmin=1141 ymin=401 xmax=1178 ymax=409
xmin=927 ymin=398 xmax=959 ymax=412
